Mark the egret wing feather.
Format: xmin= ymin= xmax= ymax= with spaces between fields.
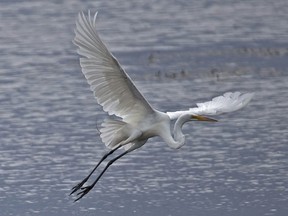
xmin=74 ymin=11 xmax=154 ymax=122
xmin=167 ymin=92 xmax=254 ymax=119
xmin=191 ymin=92 xmax=254 ymax=115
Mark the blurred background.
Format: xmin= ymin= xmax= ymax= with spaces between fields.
xmin=0 ymin=0 xmax=288 ymax=215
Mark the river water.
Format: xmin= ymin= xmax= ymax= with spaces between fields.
xmin=1 ymin=0 xmax=288 ymax=216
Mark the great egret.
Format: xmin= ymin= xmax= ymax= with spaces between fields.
xmin=70 ymin=11 xmax=254 ymax=202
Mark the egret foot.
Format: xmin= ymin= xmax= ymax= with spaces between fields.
xmin=70 ymin=177 xmax=89 ymax=196
xmin=74 ymin=185 xmax=94 ymax=202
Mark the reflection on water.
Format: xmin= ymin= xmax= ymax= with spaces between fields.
xmin=1 ymin=0 xmax=288 ymax=215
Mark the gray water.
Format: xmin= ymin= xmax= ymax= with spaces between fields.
xmin=1 ymin=0 xmax=288 ymax=215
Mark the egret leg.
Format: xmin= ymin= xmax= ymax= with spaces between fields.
xmin=74 ymin=149 xmax=130 ymax=202
xmin=70 ymin=145 xmax=122 ymax=195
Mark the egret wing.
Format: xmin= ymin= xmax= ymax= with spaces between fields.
xmin=74 ymin=11 xmax=154 ymax=122
xmin=167 ymin=92 xmax=254 ymax=119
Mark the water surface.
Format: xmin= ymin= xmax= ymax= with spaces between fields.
xmin=1 ymin=0 xmax=288 ymax=215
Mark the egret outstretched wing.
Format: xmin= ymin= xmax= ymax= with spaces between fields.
xmin=167 ymin=92 xmax=254 ymax=119
xmin=74 ymin=11 xmax=154 ymax=122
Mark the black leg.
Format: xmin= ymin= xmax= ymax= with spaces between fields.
xmin=70 ymin=145 xmax=122 ymax=195
xmin=74 ymin=149 xmax=130 ymax=202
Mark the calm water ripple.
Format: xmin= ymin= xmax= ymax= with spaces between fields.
xmin=1 ymin=0 xmax=288 ymax=215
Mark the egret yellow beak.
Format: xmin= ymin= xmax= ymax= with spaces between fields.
xmin=191 ymin=115 xmax=218 ymax=122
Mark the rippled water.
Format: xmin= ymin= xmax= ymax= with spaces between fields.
xmin=1 ymin=0 xmax=288 ymax=216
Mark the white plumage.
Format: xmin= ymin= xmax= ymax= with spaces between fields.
xmin=70 ymin=11 xmax=254 ymax=201
xmin=167 ymin=92 xmax=254 ymax=119
xmin=74 ymin=11 xmax=154 ymax=124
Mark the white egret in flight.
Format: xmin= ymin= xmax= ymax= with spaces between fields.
xmin=70 ymin=11 xmax=254 ymax=202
